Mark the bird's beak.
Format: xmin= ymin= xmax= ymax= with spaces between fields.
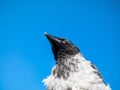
xmin=44 ymin=32 xmax=61 ymax=46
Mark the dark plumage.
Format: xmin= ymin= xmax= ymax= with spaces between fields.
xmin=43 ymin=32 xmax=111 ymax=90
xmin=44 ymin=32 xmax=79 ymax=61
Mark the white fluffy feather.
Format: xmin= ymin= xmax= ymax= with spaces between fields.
xmin=43 ymin=53 xmax=111 ymax=90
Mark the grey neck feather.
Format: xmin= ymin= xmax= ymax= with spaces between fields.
xmin=53 ymin=54 xmax=80 ymax=80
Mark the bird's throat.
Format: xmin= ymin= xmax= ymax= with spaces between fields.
xmin=53 ymin=54 xmax=80 ymax=80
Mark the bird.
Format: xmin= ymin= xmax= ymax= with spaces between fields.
xmin=42 ymin=32 xmax=111 ymax=90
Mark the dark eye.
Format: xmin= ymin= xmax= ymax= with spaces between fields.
xmin=60 ymin=38 xmax=66 ymax=41
xmin=62 ymin=39 xmax=69 ymax=42
xmin=60 ymin=38 xmax=71 ymax=44
xmin=65 ymin=40 xmax=70 ymax=42
xmin=65 ymin=39 xmax=70 ymax=42
xmin=65 ymin=40 xmax=72 ymax=44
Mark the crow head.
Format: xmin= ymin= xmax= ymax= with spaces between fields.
xmin=44 ymin=32 xmax=79 ymax=61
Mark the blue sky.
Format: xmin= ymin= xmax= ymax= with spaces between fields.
xmin=0 ymin=0 xmax=120 ymax=90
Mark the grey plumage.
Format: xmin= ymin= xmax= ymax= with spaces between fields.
xmin=43 ymin=32 xmax=111 ymax=90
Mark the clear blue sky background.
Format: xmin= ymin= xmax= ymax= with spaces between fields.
xmin=0 ymin=0 xmax=120 ymax=90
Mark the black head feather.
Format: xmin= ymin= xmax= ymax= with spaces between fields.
xmin=44 ymin=32 xmax=80 ymax=61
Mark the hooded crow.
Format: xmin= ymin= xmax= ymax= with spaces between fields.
xmin=43 ymin=32 xmax=111 ymax=90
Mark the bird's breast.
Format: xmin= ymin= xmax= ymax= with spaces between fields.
xmin=53 ymin=57 xmax=80 ymax=80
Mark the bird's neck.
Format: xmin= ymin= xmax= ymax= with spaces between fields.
xmin=54 ymin=53 xmax=85 ymax=79
xmin=56 ymin=53 xmax=84 ymax=64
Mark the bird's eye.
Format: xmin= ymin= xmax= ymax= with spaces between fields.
xmin=64 ymin=39 xmax=70 ymax=42
xmin=60 ymin=38 xmax=66 ymax=41
xmin=63 ymin=39 xmax=69 ymax=42
xmin=60 ymin=38 xmax=71 ymax=44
